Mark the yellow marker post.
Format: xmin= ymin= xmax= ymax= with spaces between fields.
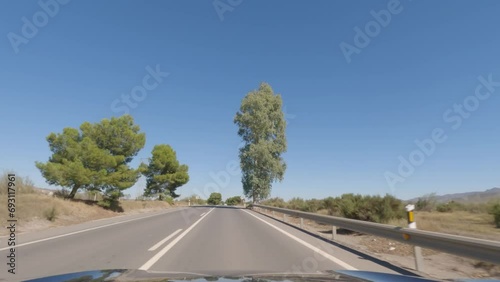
xmin=406 ymin=204 xmax=423 ymax=271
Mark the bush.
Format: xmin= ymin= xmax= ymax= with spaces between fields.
xmin=288 ymin=197 xmax=307 ymax=211
xmin=261 ymin=197 xmax=288 ymax=208
xmin=164 ymin=195 xmax=174 ymax=205
xmin=415 ymin=193 xmax=437 ymax=211
xmin=284 ymin=198 xmax=324 ymax=212
xmin=207 ymin=192 xmax=222 ymax=205
xmin=436 ymin=201 xmax=466 ymax=213
xmin=44 ymin=206 xmax=57 ymax=221
xmin=305 ymin=199 xmax=324 ymax=213
xmin=226 ymin=196 xmax=243 ymax=206
xmin=323 ymin=197 xmax=340 ymax=216
xmin=273 ymin=193 xmax=404 ymax=223
xmin=97 ymin=189 xmax=123 ymax=212
xmin=375 ymin=194 xmax=405 ymax=222
xmin=436 ymin=203 xmax=452 ymax=212
xmin=489 ymin=203 xmax=500 ymax=228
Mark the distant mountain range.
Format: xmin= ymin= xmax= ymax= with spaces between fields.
xmin=409 ymin=188 xmax=500 ymax=203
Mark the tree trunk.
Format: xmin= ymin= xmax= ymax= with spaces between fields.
xmin=67 ymin=185 xmax=81 ymax=199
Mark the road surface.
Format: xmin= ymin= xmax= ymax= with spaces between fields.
xmin=0 ymin=206 xmax=415 ymax=281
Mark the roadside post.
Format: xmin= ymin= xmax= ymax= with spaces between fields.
xmin=332 ymin=225 xmax=337 ymax=240
xmin=406 ymin=204 xmax=423 ymax=271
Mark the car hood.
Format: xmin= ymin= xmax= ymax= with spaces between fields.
xmin=22 ymin=269 xmax=494 ymax=282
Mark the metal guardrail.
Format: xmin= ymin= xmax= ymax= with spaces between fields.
xmin=253 ymin=204 xmax=500 ymax=265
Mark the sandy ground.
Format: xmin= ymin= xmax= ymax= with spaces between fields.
xmin=258 ymin=209 xmax=500 ymax=280
xmin=0 ymin=194 xmax=177 ymax=236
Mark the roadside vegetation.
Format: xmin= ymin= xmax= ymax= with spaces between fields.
xmin=262 ymin=194 xmax=405 ymax=223
xmin=414 ymin=193 xmax=500 ymax=220
xmin=0 ymin=172 xmax=173 ymax=235
xmin=177 ymin=194 xmax=207 ymax=206
xmin=234 ymin=83 xmax=287 ymax=203
xmin=261 ymin=193 xmax=500 ymax=233
xmin=207 ymin=192 xmax=223 ymax=205
xmin=226 ymin=196 xmax=243 ymax=206
xmin=35 ymin=115 xmax=190 ymax=211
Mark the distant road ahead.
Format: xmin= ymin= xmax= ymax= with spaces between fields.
xmin=0 ymin=206 xmax=413 ymax=281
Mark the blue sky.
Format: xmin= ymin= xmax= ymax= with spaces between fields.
xmin=1 ymin=0 xmax=500 ymax=201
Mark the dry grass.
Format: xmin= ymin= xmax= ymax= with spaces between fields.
xmin=0 ymin=193 xmax=115 ymax=235
xmin=120 ymin=199 xmax=172 ymax=211
xmin=0 ymin=172 xmax=177 ymax=236
xmin=314 ymin=208 xmax=499 ymax=241
xmin=0 ymin=193 xmax=173 ymax=236
xmin=257 ymin=208 xmax=500 ymax=279
xmin=387 ymin=211 xmax=500 ymax=241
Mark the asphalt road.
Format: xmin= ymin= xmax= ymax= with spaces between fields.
xmin=0 ymin=206 xmax=414 ymax=281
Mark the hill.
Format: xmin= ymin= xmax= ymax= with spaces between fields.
xmin=410 ymin=188 xmax=500 ymax=203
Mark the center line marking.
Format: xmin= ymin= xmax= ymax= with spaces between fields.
xmin=243 ymin=210 xmax=357 ymax=270
xmin=139 ymin=208 xmax=215 ymax=271
xmin=148 ymin=229 xmax=183 ymax=251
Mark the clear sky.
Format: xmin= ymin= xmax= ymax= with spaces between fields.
xmin=1 ymin=0 xmax=500 ymax=201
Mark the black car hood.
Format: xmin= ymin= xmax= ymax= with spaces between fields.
xmin=22 ymin=269 xmax=497 ymax=282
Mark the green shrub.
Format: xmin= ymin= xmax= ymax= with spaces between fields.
xmin=97 ymin=189 xmax=123 ymax=212
xmin=164 ymin=195 xmax=174 ymax=205
xmin=323 ymin=197 xmax=340 ymax=216
xmin=226 ymin=196 xmax=243 ymax=206
xmin=324 ymin=194 xmax=403 ymax=223
xmin=261 ymin=197 xmax=287 ymax=208
xmin=207 ymin=192 xmax=222 ymax=205
xmin=436 ymin=201 xmax=465 ymax=213
xmin=288 ymin=197 xmax=307 ymax=211
xmin=44 ymin=206 xmax=57 ymax=221
xmin=436 ymin=203 xmax=452 ymax=212
xmin=489 ymin=203 xmax=500 ymax=228
xmin=375 ymin=194 xmax=405 ymax=222
xmin=305 ymin=199 xmax=324 ymax=213
xmin=262 ymin=193 xmax=405 ymax=223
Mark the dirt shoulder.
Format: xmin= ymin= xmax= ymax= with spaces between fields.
xmin=0 ymin=193 xmax=179 ymax=236
xmin=258 ymin=209 xmax=500 ymax=280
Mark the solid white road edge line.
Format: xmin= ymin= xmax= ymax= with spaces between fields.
xmin=243 ymin=210 xmax=357 ymax=271
xmin=139 ymin=208 xmax=215 ymax=271
xmin=148 ymin=229 xmax=183 ymax=251
xmin=200 ymin=212 xmax=206 ymax=217
xmin=0 ymin=209 xmax=184 ymax=251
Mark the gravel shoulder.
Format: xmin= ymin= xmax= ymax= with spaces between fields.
xmin=258 ymin=209 xmax=500 ymax=280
